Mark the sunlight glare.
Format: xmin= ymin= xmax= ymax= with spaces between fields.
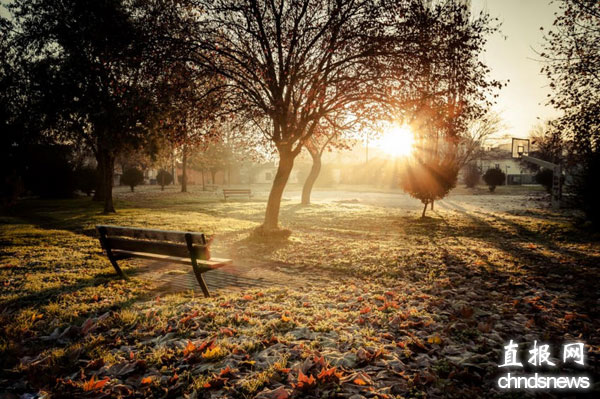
xmin=376 ymin=124 xmax=415 ymax=157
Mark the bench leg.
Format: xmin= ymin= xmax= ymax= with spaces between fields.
xmin=185 ymin=233 xmax=211 ymax=298
xmin=192 ymin=268 xmax=211 ymax=298
xmin=97 ymin=226 xmax=127 ymax=279
xmin=107 ymin=253 xmax=128 ymax=280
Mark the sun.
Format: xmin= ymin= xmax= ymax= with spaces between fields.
xmin=376 ymin=124 xmax=415 ymax=157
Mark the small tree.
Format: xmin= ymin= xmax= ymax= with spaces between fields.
xmin=156 ymin=169 xmax=173 ymax=191
xmin=483 ymin=167 xmax=505 ymax=192
xmin=400 ymin=156 xmax=459 ymax=218
xmin=464 ymin=164 xmax=480 ymax=188
xmin=121 ymin=168 xmax=144 ymax=192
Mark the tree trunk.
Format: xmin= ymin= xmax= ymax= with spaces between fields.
xmin=171 ymin=145 xmax=176 ymax=186
xmin=421 ymin=200 xmax=428 ymax=218
xmin=181 ymin=146 xmax=187 ymax=193
xmin=102 ymin=151 xmax=116 ymax=213
xmin=210 ymin=170 xmax=216 ymax=185
xmin=201 ymin=169 xmax=205 ymax=191
xmin=93 ymin=153 xmax=105 ymax=202
xmin=301 ymin=148 xmax=322 ymax=205
xmin=430 ymin=200 xmax=434 ymax=210
xmin=262 ymin=149 xmax=295 ymax=230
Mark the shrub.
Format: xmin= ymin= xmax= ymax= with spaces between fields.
xmin=482 ymin=167 xmax=505 ymax=192
xmin=156 ymin=169 xmax=173 ymax=190
xmin=121 ymin=168 xmax=144 ymax=192
xmin=463 ymin=164 xmax=480 ymax=188
xmin=74 ymin=166 xmax=97 ymax=196
xmin=400 ymin=156 xmax=459 ymax=217
xmin=535 ymin=168 xmax=553 ymax=193
xmin=23 ymin=144 xmax=77 ymax=198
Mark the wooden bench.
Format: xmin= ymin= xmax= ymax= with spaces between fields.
xmin=96 ymin=225 xmax=232 ymax=297
xmin=223 ymin=188 xmax=252 ymax=200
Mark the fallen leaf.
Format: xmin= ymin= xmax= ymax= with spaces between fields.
xmin=179 ymin=310 xmax=199 ymax=324
xmin=427 ymin=335 xmax=442 ymax=345
xmin=141 ymin=376 xmax=153 ymax=385
xmin=256 ymin=386 xmax=290 ymax=399
xmin=83 ymin=376 xmax=110 ymax=391
xmin=183 ymin=340 xmax=196 ymax=357
xmin=202 ymin=345 xmax=222 ymax=360
xmin=293 ymin=371 xmax=316 ymax=390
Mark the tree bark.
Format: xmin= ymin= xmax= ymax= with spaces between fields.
xmin=181 ymin=146 xmax=187 ymax=193
xmin=301 ymin=148 xmax=322 ymax=205
xmin=201 ymin=169 xmax=205 ymax=191
xmin=430 ymin=200 xmax=434 ymax=210
xmin=102 ymin=150 xmax=116 ymax=213
xmin=421 ymin=200 xmax=428 ymax=218
xmin=262 ymin=149 xmax=295 ymax=230
xmin=210 ymin=170 xmax=216 ymax=185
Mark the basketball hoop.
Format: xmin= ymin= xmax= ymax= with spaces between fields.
xmin=511 ymin=138 xmax=530 ymax=159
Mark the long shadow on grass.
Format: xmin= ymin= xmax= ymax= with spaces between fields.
xmin=0 ymin=264 xmax=152 ymax=312
xmin=450 ymin=210 xmax=600 ymax=323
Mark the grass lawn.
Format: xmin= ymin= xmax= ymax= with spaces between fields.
xmin=1 ymin=187 xmax=599 ymax=398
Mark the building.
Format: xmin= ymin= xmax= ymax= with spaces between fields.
xmin=476 ymin=146 xmax=535 ymax=185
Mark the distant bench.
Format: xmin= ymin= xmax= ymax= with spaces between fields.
xmin=96 ymin=225 xmax=232 ymax=297
xmin=223 ymin=188 xmax=252 ymax=201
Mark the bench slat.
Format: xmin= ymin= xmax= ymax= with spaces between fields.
xmin=99 ymin=225 xmax=206 ymax=244
xmin=112 ymin=250 xmax=231 ymax=269
xmin=107 ymin=237 xmax=205 ymax=259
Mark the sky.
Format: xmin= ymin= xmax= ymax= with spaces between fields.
xmin=472 ymin=0 xmax=561 ymax=141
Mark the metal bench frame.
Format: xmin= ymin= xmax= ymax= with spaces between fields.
xmin=96 ymin=225 xmax=232 ymax=297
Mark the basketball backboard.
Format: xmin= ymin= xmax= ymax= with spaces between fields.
xmin=511 ymin=138 xmax=530 ymax=159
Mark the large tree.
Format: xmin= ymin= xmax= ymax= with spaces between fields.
xmin=541 ymin=0 xmax=599 ymax=223
xmin=8 ymin=0 xmax=159 ymax=213
xmin=162 ymin=0 xmax=495 ymax=232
